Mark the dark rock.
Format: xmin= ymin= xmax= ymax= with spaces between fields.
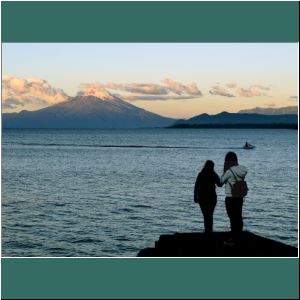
xmin=137 ymin=231 xmax=298 ymax=257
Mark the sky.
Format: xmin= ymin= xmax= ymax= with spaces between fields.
xmin=2 ymin=43 xmax=298 ymax=118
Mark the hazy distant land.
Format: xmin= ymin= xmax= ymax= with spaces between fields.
xmin=171 ymin=111 xmax=298 ymax=129
xmin=170 ymin=123 xmax=298 ymax=129
xmin=2 ymin=96 xmax=298 ymax=129
xmin=238 ymin=106 xmax=298 ymax=115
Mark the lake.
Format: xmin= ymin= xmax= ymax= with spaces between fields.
xmin=1 ymin=128 xmax=298 ymax=256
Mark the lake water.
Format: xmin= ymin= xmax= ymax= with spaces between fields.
xmin=1 ymin=128 xmax=298 ymax=256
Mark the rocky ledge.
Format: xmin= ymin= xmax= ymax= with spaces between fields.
xmin=137 ymin=231 xmax=298 ymax=257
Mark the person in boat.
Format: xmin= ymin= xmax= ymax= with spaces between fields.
xmin=194 ymin=160 xmax=222 ymax=233
xmin=245 ymin=141 xmax=249 ymax=147
xmin=220 ymin=152 xmax=248 ymax=244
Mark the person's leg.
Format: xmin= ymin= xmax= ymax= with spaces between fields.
xmin=235 ymin=198 xmax=244 ymax=232
xmin=229 ymin=197 xmax=244 ymax=240
xmin=206 ymin=199 xmax=217 ymax=233
xmin=199 ymin=201 xmax=211 ymax=233
xmin=205 ymin=208 xmax=213 ymax=233
xmin=225 ymin=197 xmax=235 ymax=232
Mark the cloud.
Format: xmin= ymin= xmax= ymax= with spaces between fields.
xmin=80 ymin=79 xmax=272 ymax=101
xmin=234 ymin=84 xmax=270 ymax=97
xmin=235 ymin=86 xmax=270 ymax=98
xmin=124 ymin=95 xmax=199 ymax=101
xmin=3 ymin=95 xmax=48 ymax=109
xmin=289 ymin=96 xmax=298 ymax=101
xmin=226 ymin=81 xmax=238 ymax=89
xmin=250 ymin=84 xmax=271 ymax=91
xmin=209 ymin=85 xmax=235 ymax=97
xmin=2 ymin=98 xmax=25 ymax=109
xmin=123 ymin=83 xmax=169 ymax=95
xmin=163 ymin=78 xmax=202 ymax=96
xmin=210 ymin=82 xmax=271 ymax=98
xmin=78 ymin=79 xmax=203 ymax=101
xmin=264 ymin=103 xmax=276 ymax=107
xmin=235 ymin=87 xmax=267 ymax=97
xmin=2 ymin=76 xmax=69 ymax=110
xmin=78 ymin=83 xmax=116 ymax=100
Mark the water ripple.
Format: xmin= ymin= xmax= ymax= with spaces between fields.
xmin=2 ymin=128 xmax=298 ymax=256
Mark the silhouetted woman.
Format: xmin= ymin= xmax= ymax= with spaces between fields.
xmin=220 ymin=152 xmax=247 ymax=243
xmin=194 ymin=160 xmax=221 ymax=233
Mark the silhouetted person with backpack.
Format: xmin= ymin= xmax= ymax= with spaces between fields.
xmin=220 ymin=152 xmax=248 ymax=244
xmin=194 ymin=160 xmax=221 ymax=233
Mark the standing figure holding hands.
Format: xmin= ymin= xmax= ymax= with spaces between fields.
xmin=194 ymin=160 xmax=221 ymax=233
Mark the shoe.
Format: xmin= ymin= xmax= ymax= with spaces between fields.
xmin=224 ymin=238 xmax=236 ymax=246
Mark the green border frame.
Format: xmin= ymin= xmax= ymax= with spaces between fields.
xmin=1 ymin=1 xmax=299 ymax=42
xmin=2 ymin=258 xmax=299 ymax=299
xmin=1 ymin=1 xmax=299 ymax=299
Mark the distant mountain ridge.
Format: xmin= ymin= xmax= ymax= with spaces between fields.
xmin=2 ymin=95 xmax=175 ymax=128
xmin=238 ymin=106 xmax=298 ymax=115
xmin=3 ymin=99 xmax=298 ymax=129
xmin=173 ymin=111 xmax=298 ymax=126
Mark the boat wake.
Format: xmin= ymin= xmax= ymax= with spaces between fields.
xmin=6 ymin=142 xmax=246 ymax=150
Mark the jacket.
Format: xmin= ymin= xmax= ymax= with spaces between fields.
xmin=194 ymin=171 xmax=221 ymax=203
xmin=220 ymin=165 xmax=248 ymax=197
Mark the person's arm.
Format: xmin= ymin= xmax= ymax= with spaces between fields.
xmin=215 ymin=173 xmax=222 ymax=187
xmin=220 ymin=170 xmax=231 ymax=186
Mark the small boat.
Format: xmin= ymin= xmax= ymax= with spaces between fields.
xmin=243 ymin=143 xmax=255 ymax=149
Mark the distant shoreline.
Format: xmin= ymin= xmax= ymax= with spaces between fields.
xmin=2 ymin=123 xmax=298 ymax=130
xmin=168 ymin=123 xmax=298 ymax=129
xmin=2 ymin=125 xmax=298 ymax=130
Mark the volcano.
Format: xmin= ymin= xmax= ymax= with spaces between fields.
xmin=2 ymin=95 xmax=175 ymax=129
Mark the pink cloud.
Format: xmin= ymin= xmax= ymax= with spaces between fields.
xmin=2 ymin=76 xmax=69 ymax=110
xmin=236 ymin=87 xmax=265 ymax=97
xmin=226 ymin=81 xmax=238 ymax=89
xmin=78 ymin=79 xmax=203 ymax=101
xmin=209 ymin=85 xmax=235 ymax=97
xmin=211 ymin=82 xmax=271 ymax=98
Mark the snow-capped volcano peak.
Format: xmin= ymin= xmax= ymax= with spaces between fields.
xmin=77 ymin=88 xmax=116 ymax=101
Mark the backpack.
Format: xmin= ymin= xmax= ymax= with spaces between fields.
xmin=229 ymin=168 xmax=248 ymax=198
